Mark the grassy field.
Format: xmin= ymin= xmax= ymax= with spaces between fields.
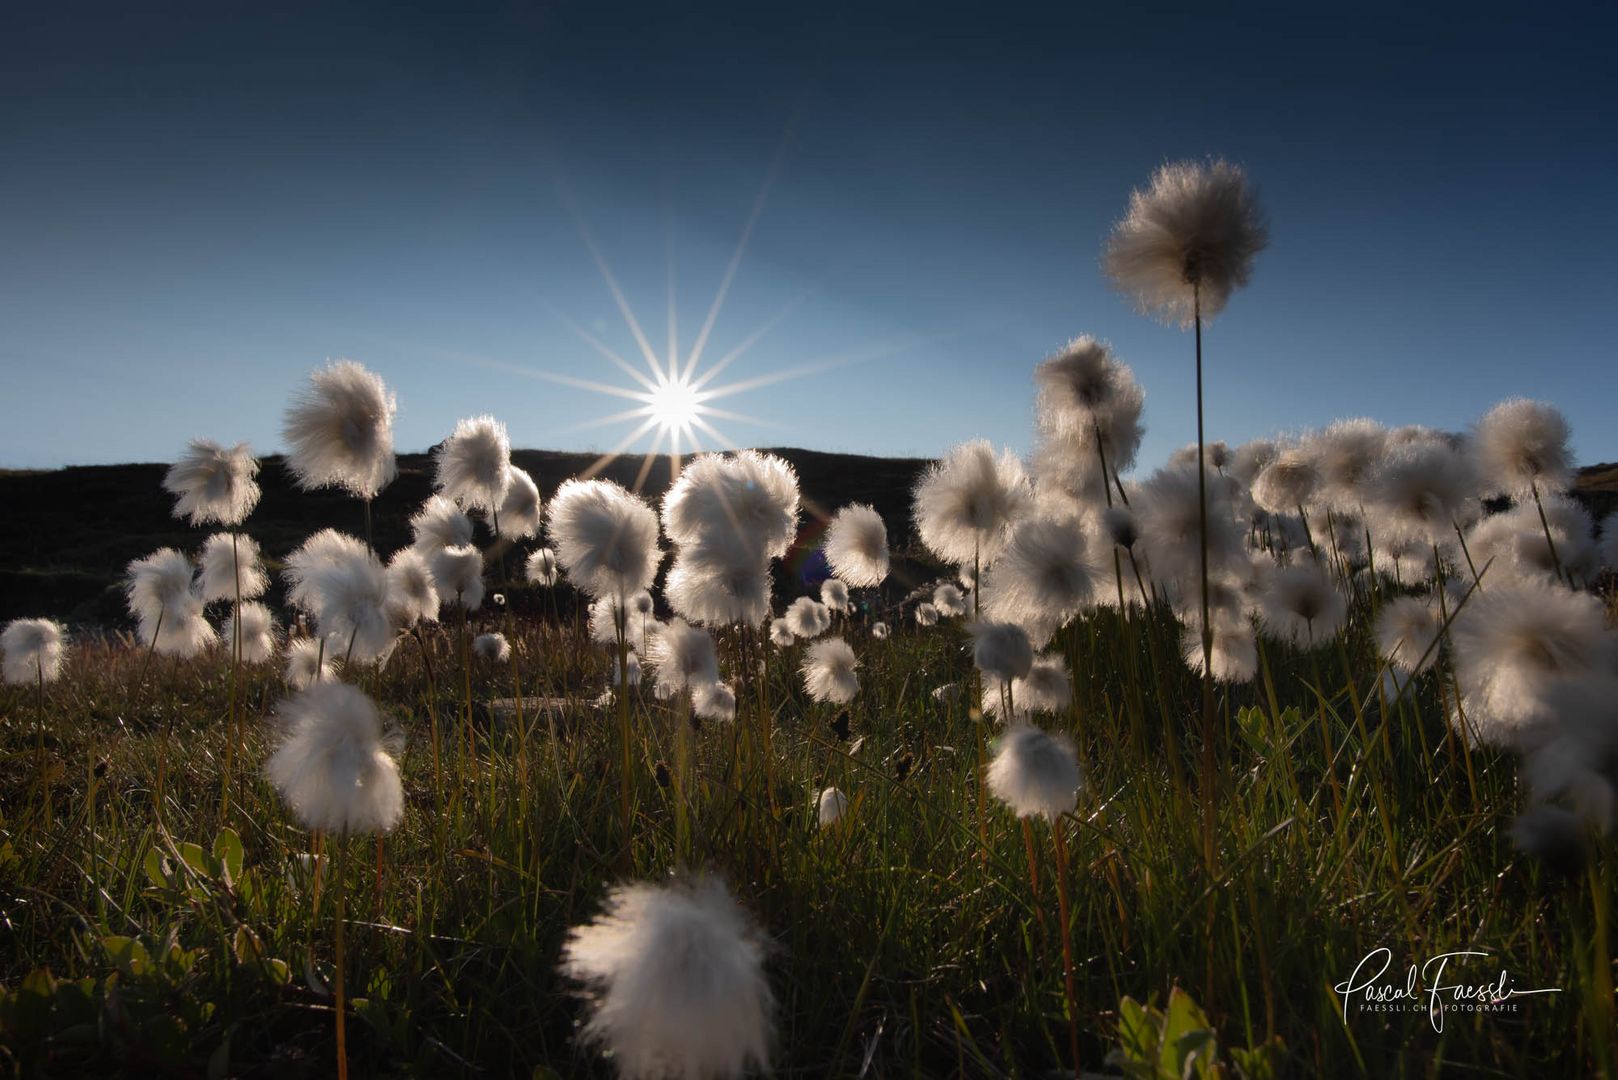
xmin=1 ymin=565 xmax=1611 ymax=1078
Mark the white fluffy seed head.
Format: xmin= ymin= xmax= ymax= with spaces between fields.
xmin=284 ymin=637 xmax=334 ymax=689
xmin=1251 ymin=446 xmax=1322 ymax=515
xmin=560 ymin=876 xmax=773 ymax=1080
xmin=2 ymin=618 xmax=66 ymax=685
xmin=980 ymin=516 xmax=1101 ymax=632
xmin=1180 ymin=617 xmax=1257 ymax=684
xmin=385 ymin=548 xmax=440 ymax=627
xmin=1033 ymin=336 xmax=1141 ymax=433
xmin=914 ymin=602 xmax=939 ymax=627
xmin=410 ymin=495 xmax=474 ymax=556
xmin=281 ymin=359 xmax=398 ymax=499
xmin=1104 ymin=158 xmax=1267 ymax=327
xmin=987 ymin=725 xmax=1082 ymax=821
xmin=819 ymin=578 xmax=850 ymax=613
xmin=802 ymin=638 xmax=859 ymax=704
xmin=163 ymin=438 xmax=261 ymax=526
xmin=785 ymin=597 xmax=832 ymax=639
xmin=430 ymin=544 xmax=486 ymax=611
xmin=283 ymin=530 xmax=396 ymax=663
xmin=1474 ymin=398 xmax=1574 ymax=497
xmin=547 ymin=479 xmax=663 ymax=601
xmin=823 ymin=504 xmax=889 ymax=587
xmin=648 ymin=618 xmax=720 ymax=695
xmin=664 ymin=551 xmax=772 ymax=629
xmin=1367 ymin=439 xmax=1481 ymax=545
xmin=223 ymin=601 xmax=278 ymax=664
xmin=932 ymin=584 xmax=967 ymax=618
xmin=662 ymin=450 xmax=801 ymax=565
xmin=1136 ymin=464 xmax=1248 ymax=587
xmin=768 ymin=618 xmax=794 ymax=647
xmin=1310 ymin=418 xmax=1388 ymax=512
xmin=525 ymin=547 xmax=560 ymax=586
xmin=985 ymin=654 xmax=1072 ymax=720
xmin=497 ymin=466 xmax=542 ymax=538
xmin=912 ymin=440 xmax=1033 ymax=566
xmin=125 ymin=547 xmax=198 ymax=624
xmin=198 ymin=532 xmax=268 ymax=602
xmin=1374 ymin=596 xmax=1441 ymax=675
xmin=694 ymin=681 xmax=737 ymax=722
xmin=472 ymin=632 xmax=510 ymax=663
xmin=871 ymin=622 xmax=889 ymax=640
xmin=970 ymin=620 xmax=1035 ymax=682
xmin=591 ymin=592 xmax=655 ymax=653
xmin=816 ymin=787 xmax=849 ymax=828
xmin=435 ymin=415 xmax=512 ymax=512
xmin=264 ymin=681 xmax=404 ymax=836
xmin=1259 ymin=563 xmax=1347 ymax=650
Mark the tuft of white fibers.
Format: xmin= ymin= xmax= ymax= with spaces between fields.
xmin=694 ymin=681 xmax=737 ymax=722
xmin=1510 ymin=804 xmax=1590 ymax=873
xmin=472 ymin=632 xmax=510 ymax=663
xmin=1103 ymin=158 xmax=1267 ymax=327
xmin=430 ymin=544 xmax=486 ymax=611
xmin=284 ymin=637 xmax=334 ymax=689
xmin=525 ymin=547 xmax=560 ymax=586
xmin=410 ymin=495 xmax=474 ymax=556
xmin=126 ymin=548 xmax=217 ymax=657
xmin=265 ymin=681 xmax=404 ymax=835
xmin=1467 ymin=495 xmax=1598 ymax=586
xmin=661 ymin=450 xmax=801 ymax=564
xmin=912 ymin=439 xmax=1034 ymax=566
xmin=283 ymin=530 xmax=395 ymax=663
xmin=1033 ymin=336 xmax=1140 ymax=432
xmin=384 ymin=548 xmax=440 ymax=627
xmin=980 ymin=516 xmax=1102 ymax=631
xmin=1310 ymin=419 xmax=1388 ymax=512
xmin=1474 ymin=398 xmax=1574 ymax=497
xmin=816 ymin=787 xmax=849 ymax=828
xmin=1366 ymin=439 xmax=1480 ymax=546
xmin=820 ymin=578 xmax=850 ymax=613
xmin=1251 ymin=445 xmax=1322 ymax=515
xmin=664 ymin=551 xmax=772 ymax=629
xmin=768 ymin=618 xmax=794 ymax=647
xmin=560 ymin=876 xmax=773 ymax=1080
xmin=198 ymin=532 xmax=268 ymax=602
xmin=932 ymin=682 xmax=960 ymax=704
xmin=1229 ymin=439 xmax=1279 ymax=485
xmin=969 ymin=620 xmax=1035 ymax=683
xmin=433 ymin=415 xmax=511 ymax=512
xmin=871 ymin=621 xmax=889 ymax=640
xmin=1180 ymin=617 xmax=1257 ymax=683
xmin=223 ymin=602 xmax=278 ymax=664
xmin=932 ymin=583 xmax=967 ymax=617
xmin=914 ymin=602 xmax=940 ymax=627
xmin=496 ymin=466 xmax=542 ymax=539
xmin=1136 ymin=464 xmax=1248 ymax=585
xmin=1098 ymin=504 xmax=1141 ymax=552
xmin=163 ymin=438 xmax=260 ymax=526
xmin=785 ymin=596 xmax=831 ymax=639
xmin=1374 ymin=596 xmax=1441 ymax=675
xmin=648 ymin=618 xmax=720 ymax=696
xmin=986 ymin=724 xmax=1083 ymax=822
xmin=1008 ymin=654 xmax=1073 ymax=717
xmin=1448 ymin=580 xmax=1617 ymax=748
xmin=611 ymin=650 xmax=643 ymax=687
xmin=1519 ymin=675 xmax=1618 ymax=831
xmin=547 ymin=479 xmax=663 ymax=601
xmin=823 ymin=504 xmax=889 ymax=587
xmin=1259 ymin=563 xmax=1346 ymax=650
xmin=802 ymin=638 xmax=859 ymax=704
xmin=281 ymin=359 xmax=398 ymax=499
xmin=591 ymin=592 xmax=656 ymax=653
xmin=3 ymin=618 xmax=66 ymax=685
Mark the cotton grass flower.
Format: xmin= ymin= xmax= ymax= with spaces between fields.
xmin=163 ymin=438 xmax=260 ymax=526
xmin=2 ymin=618 xmax=65 ymax=685
xmin=871 ymin=622 xmax=889 ymax=640
xmin=435 ymin=415 xmax=512 ymax=513
xmin=768 ymin=618 xmax=794 ymax=647
xmin=914 ymin=602 xmax=939 ymax=627
xmin=1008 ymin=654 xmax=1072 ymax=717
xmin=980 ymin=516 xmax=1102 ymax=634
xmin=1259 ymin=563 xmax=1347 ymax=650
xmin=664 ymin=552 xmax=771 ymax=628
xmin=820 ymin=578 xmax=850 ymax=612
xmin=198 ymin=532 xmax=268 ymax=602
xmin=430 ymin=544 xmax=486 ymax=611
xmin=547 ymin=479 xmax=663 ymax=601
xmin=822 ymin=504 xmax=889 ymax=586
xmin=1474 ymin=398 xmax=1574 ymax=497
xmin=265 ymin=681 xmax=404 ymax=835
xmin=384 ymin=549 xmax=439 ymax=627
xmin=1310 ymin=418 xmax=1388 ymax=512
xmin=281 ymin=359 xmax=397 ymax=499
xmin=1251 ymin=446 xmax=1322 ymax=515
xmin=1367 ymin=439 xmax=1481 ymax=547
xmin=525 ymin=547 xmax=560 ymax=586
xmin=1180 ymin=617 xmax=1257 ymax=683
xmin=410 ymin=495 xmax=474 ymax=555
xmin=1033 ymin=336 xmax=1138 ymax=433
xmin=284 ymin=530 xmax=395 ymax=662
xmin=591 ymin=592 xmax=655 ymax=653
xmin=284 ymin=637 xmax=334 ymax=688
xmin=932 ymin=583 xmax=967 ymax=617
xmin=496 ymin=466 xmax=542 ymax=539
xmin=472 ymin=632 xmax=510 ymax=664
xmin=694 ymin=681 xmax=737 ymax=723
xmin=912 ymin=439 xmax=1033 ymax=566
xmin=126 ymin=548 xmax=216 ymax=658
xmin=802 ymin=638 xmax=859 ymax=704
xmin=816 ymin=787 xmax=849 ymax=828
xmin=610 ymin=650 xmax=643 ymax=688
xmin=785 ymin=597 xmax=831 ymax=639
xmin=1136 ymin=464 xmax=1248 ymax=585
xmin=661 ymin=450 xmax=801 ymax=563
xmin=987 ymin=725 xmax=1082 ymax=821
xmin=1375 ymin=596 xmax=1442 ymax=675
xmin=560 ymin=876 xmax=773 ymax=1080
xmin=648 ymin=618 xmax=720 ymax=696
xmin=969 ymin=620 xmax=1034 ymax=683
xmin=223 ymin=602 xmax=278 ymax=665
xmin=1104 ymin=158 xmax=1267 ymax=327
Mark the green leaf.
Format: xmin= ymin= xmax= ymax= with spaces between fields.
xmin=177 ymin=841 xmax=213 ymax=879
xmin=102 ymin=935 xmax=151 ymax=977
xmin=213 ymin=828 xmax=244 ymax=885
xmin=143 ymin=848 xmax=171 ymax=890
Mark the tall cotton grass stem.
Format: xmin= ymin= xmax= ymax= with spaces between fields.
xmin=219 ymin=530 xmax=244 ymax=818
xmin=1193 ymin=285 xmax=1218 ymax=878
xmin=674 ymin=688 xmax=693 ymax=866
xmin=410 ymin=625 xmax=444 ymax=814
xmin=1051 ymin=816 xmax=1081 ymax=1079
xmin=617 ymin=607 xmax=635 ymax=870
xmin=331 ymin=832 xmax=352 ymax=1080
xmin=1529 ymin=480 xmax=1569 ymax=586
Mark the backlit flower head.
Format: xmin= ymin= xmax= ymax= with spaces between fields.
xmin=496 ymin=466 xmax=543 ymax=539
xmin=822 ymin=504 xmax=889 ymax=587
xmin=435 ymin=415 xmax=512 ymax=513
xmin=2 ymin=618 xmax=66 ymax=685
xmin=384 ymin=548 xmax=439 ymax=627
xmin=785 ymin=596 xmax=831 ymax=639
xmin=912 ymin=440 xmax=1033 ymax=566
xmin=265 ymin=681 xmax=404 ymax=835
xmin=662 ymin=450 xmax=801 ymax=564
xmin=987 ymin=724 xmax=1082 ymax=821
xmin=1259 ymin=563 xmax=1346 ymax=650
xmin=430 ymin=544 xmax=486 ymax=611
xmin=648 ymin=618 xmax=720 ymax=696
xmin=547 ymin=479 xmax=663 ymax=601
xmin=1474 ymin=398 xmax=1574 ymax=497
xmin=223 ymin=601 xmax=279 ymax=664
xmin=284 ymin=530 xmax=395 ymax=663
xmin=525 ymin=547 xmax=560 ymax=586
xmin=969 ymin=619 xmax=1034 ymax=683
xmin=198 ymin=532 xmax=268 ymax=602
xmin=410 ymin=495 xmax=474 ymax=556
xmin=281 ymin=359 xmax=398 ymax=500
xmin=820 ymin=578 xmax=850 ymax=613
xmin=802 ymin=638 xmax=859 ymax=704
xmin=163 ymin=438 xmax=260 ymax=526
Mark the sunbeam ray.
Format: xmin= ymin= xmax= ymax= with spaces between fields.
xmin=554 ymin=175 xmax=666 ymax=382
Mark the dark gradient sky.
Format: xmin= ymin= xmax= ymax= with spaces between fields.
xmin=2 ymin=1 xmax=1614 ymax=471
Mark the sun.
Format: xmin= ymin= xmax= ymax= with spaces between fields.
xmin=642 ymin=374 xmax=707 ymax=433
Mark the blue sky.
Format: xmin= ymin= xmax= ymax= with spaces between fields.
xmin=2 ymin=1 xmax=1614 ymax=473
